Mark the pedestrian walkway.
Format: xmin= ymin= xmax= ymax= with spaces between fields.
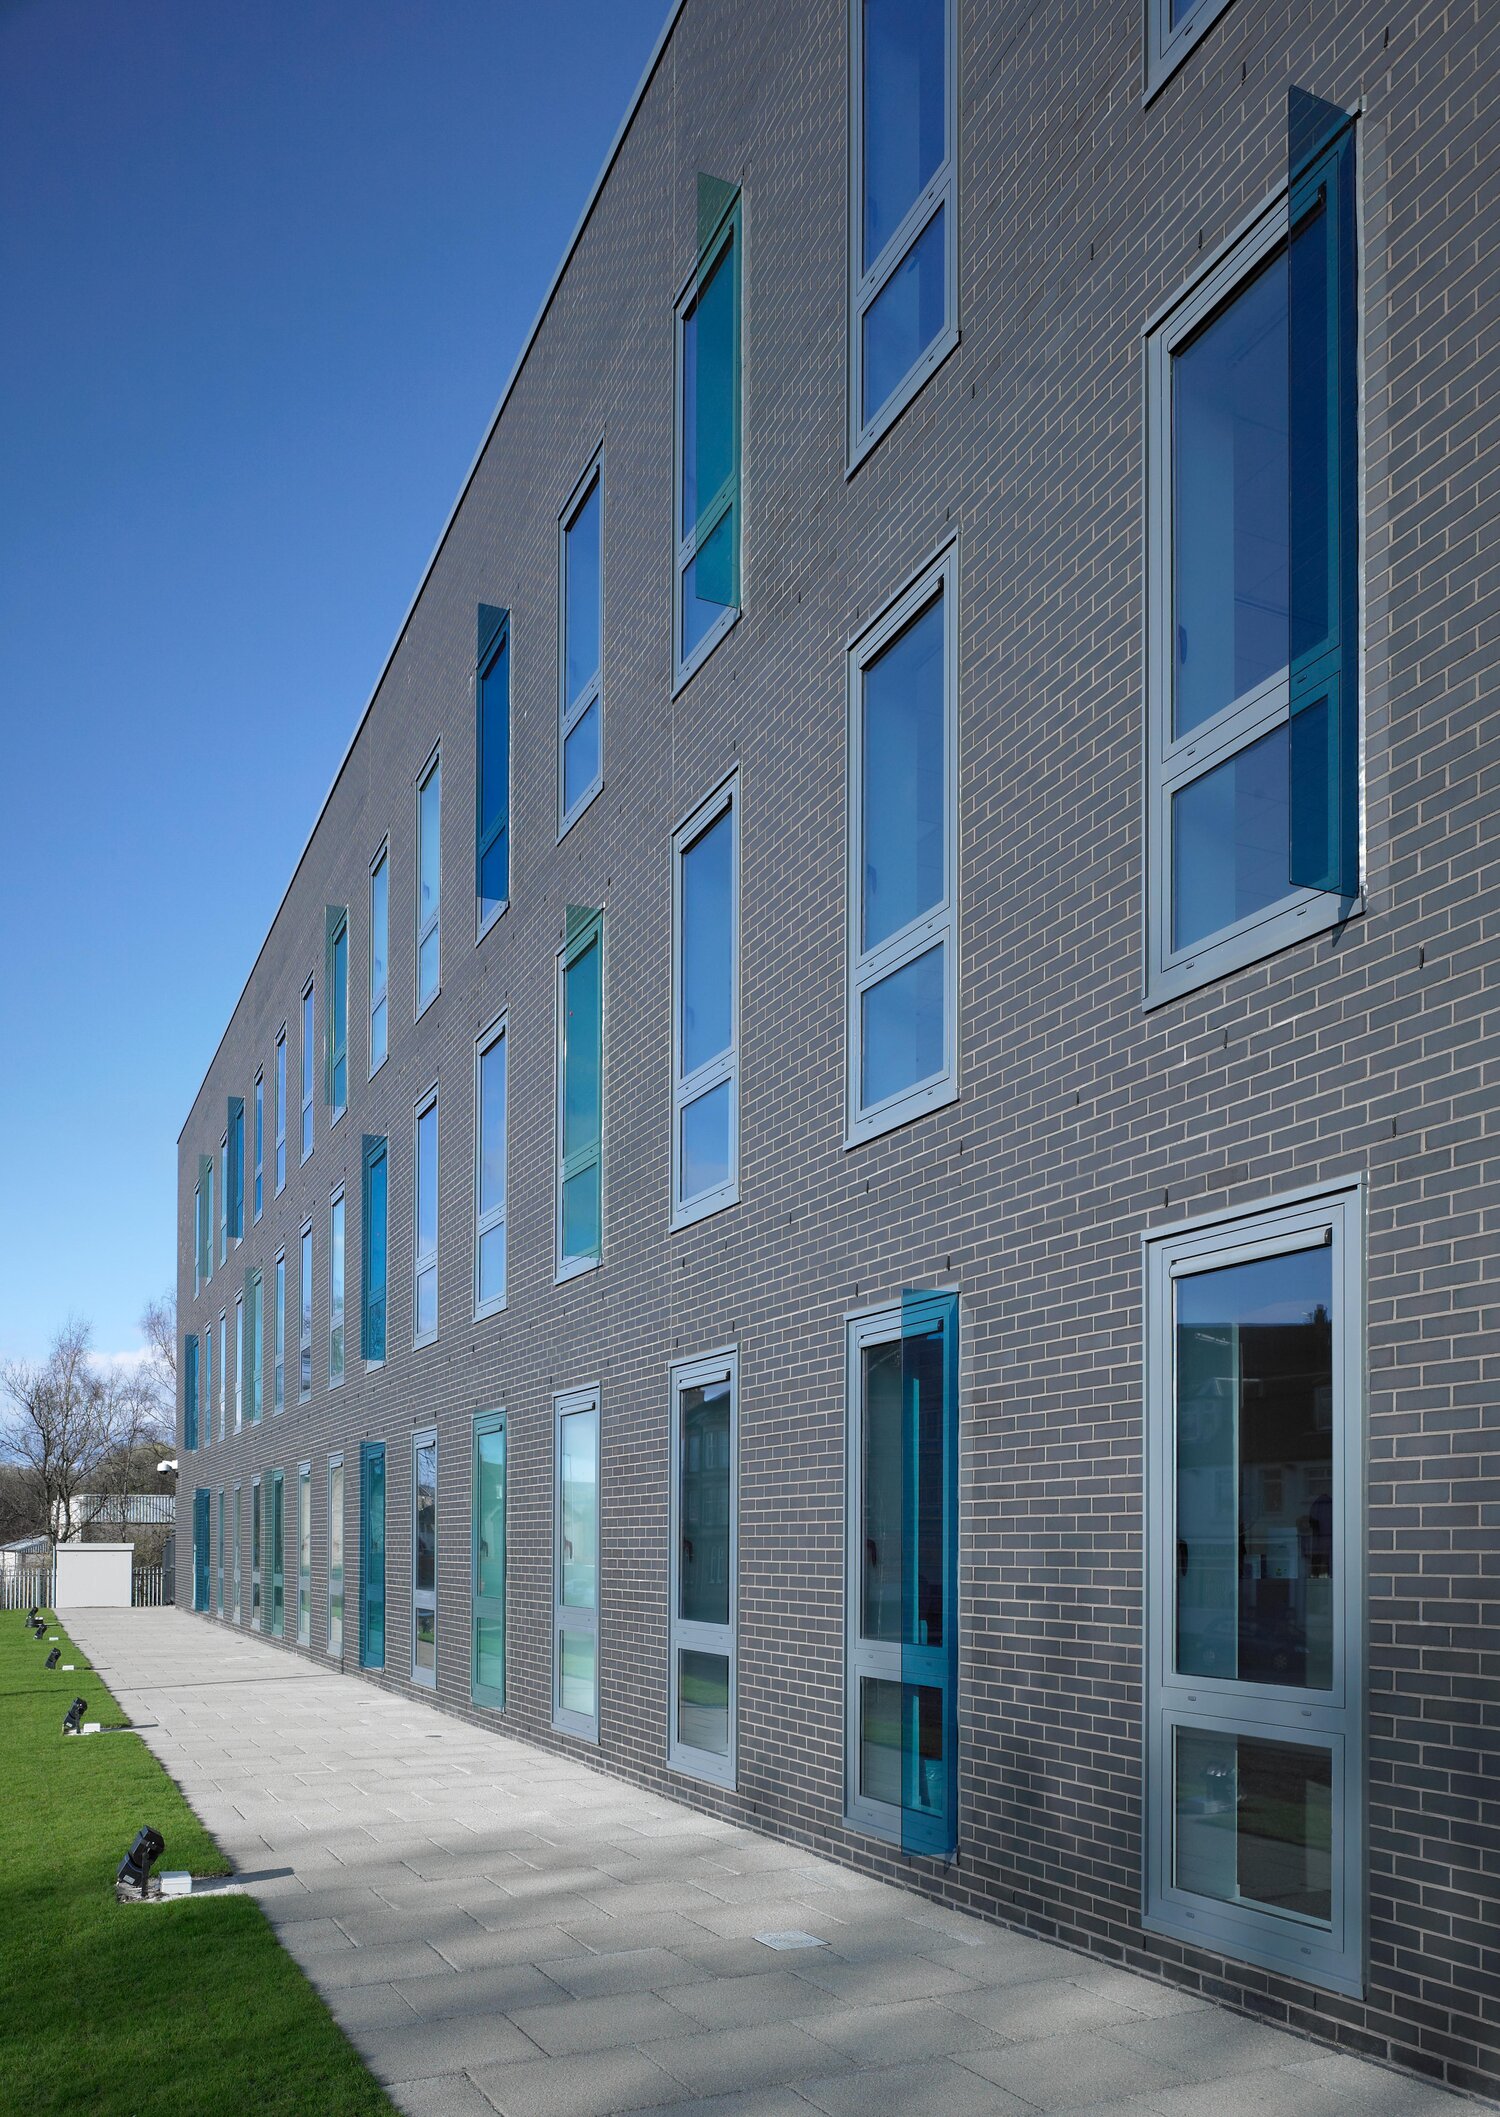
xmin=70 ymin=1608 xmax=1471 ymax=2117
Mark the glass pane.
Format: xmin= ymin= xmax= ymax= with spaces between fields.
xmin=561 ymin=1165 xmax=601 ymax=1263
xmin=1289 ymin=198 xmax=1330 ymax=670
xmin=559 ymin=1629 xmax=596 ymax=1719
xmin=329 ymin=1464 xmax=344 ymax=1655
xmin=565 ymin=478 xmax=602 ymax=707
xmin=365 ymin=1452 xmax=385 ymax=1663
xmin=480 ymin=636 xmax=509 ymax=838
xmin=563 ymin=700 xmax=600 ymax=815
xmin=1174 ymin=1727 xmax=1333 ymax=1926
xmin=476 ymin=1429 xmax=506 ymax=1602
xmin=371 ymin=995 xmax=387 ymax=1072
xmin=419 ymin=762 xmax=441 ymax=922
xmin=478 ymin=1224 xmax=506 ymax=1308
xmin=416 ymin=1105 xmax=438 ymax=1260
xmin=370 ymin=858 xmax=388 ymax=999
xmin=1172 ymin=723 xmax=1290 ymax=951
xmin=682 ymin=508 xmax=737 ymax=660
xmin=480 ymin=1037 xmax=507 ymax=1218
xmin=329 ymin=1199 xmax=345 ymax=1385
xmin=679 ymin=1380 xmax=731 ymax=1626
xmin=302 ymin=990 xmax=314 ymax=1101
xmin=332 ymin=924 xmax=348 ymax=1049
xmin=1176 ymin=1244 xmax=1334 ymax=1690
xmin=1172 ymin=249 xmax=1288 ymax=737
xmin=366 ymin=1153 xmax=387 ymax=1360
xmin=862 ymin=591 xmax=944 ymax=951
xmin=479 ymin=831 xmax=509 ymax=924
xmin=559 ymin=1409 xmax=598 ymax=1610
xmin=681 ymin=808 xmax=733 ymax=1075
xmin=906 ymin=1323 xmax=947 ymax=1650
xmin=563 ymin=939 xmax=601 ymax=1159
xmin=683 ymin=236 xmax=735 ymax=536
xmin=863 ymin=0 xmax=946 ymax=269
xmin=475 ymin=1616 xmax=505 ymax=1697
xmin=415 ymin=1263 xmax=437 ymax=1340
xmin=414 ymin=1606 xmax=436 ymax=1675
xmin=860 ymin=1678 xmax=944 ymax=1814
xmin=861 ymin=1340 xmax=903 ymax=1642
xmin=681 ymin=1082 xmax=731 ymax=1205
xmin=678 ymin=1649 xmax=730 ymax=1757
xmin=861 ymin=941 xmax=944 ymax=1109
xmin=418 ymin=926 xmax=439 ymax=1006
xmin=861 ymin=203 xmax=946 ymax=426
xmin=414 ymin=1442 xmax=436 ymax=1594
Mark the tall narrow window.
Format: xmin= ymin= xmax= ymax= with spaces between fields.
xmin=845 ymin=1293 xmax=959 ymax=1855
xmin=193 ymin=1489 xmax=210 ymax=1611
xmin=672 ymin=778 xmax=739 ymax=1226
xmin=253 ymin=1071 xmax=264 ymax=1221
xmin=669 ymin=1352 xmax=737 ymax=1786
xmin=251 ymin=1474 xmax=262 ymax=1627
xmin=275 ymin=1027 xmax=287 ymax=1192
xmin=412 ymin=1429 xmax=437 ymax=1688
xmin=413 ymin=1090 xmax=438 ymax=1345
xmin=369 ymin=843 xmax=389 ymax=1073
xmin=476 ymin=611 xmax=510 ymax=933
xmin=297 ymin=1464 xmax=311 ymax=1647
xmin=361 ymin=1136 xmax=388 ymax=1364
xmin=556 ymin=913 xmax=603 ymax=1279
xmin=273 ymin=1248 xmax=286 ymax=1414
xmin=232 ymin=1481 xmax=242 ymax=1622
xmin=247 ymin=1268 xmax=263 ymax=1424
xmin=299 ymin=1221 xmax=313 ymax=1401
xmin=182 ymin=1334 xmax=199 ymax=1452
xmin=559 ymin=465 xmax=603 ymax=829
xmin=848 ymin=550 xmax=958 ymax=1144
xmin=1144 ymin=1184 xmax=1363 ymax=1995
xmin=474 ymin=1020 xmax=507 ymax=1318
xmin=329 ymin=1190 xmax=345 ymax=1386
xmin=202 ymin=1321 xmax=212 ymax=1446
xmin=673 ymin=194 xmax=742 ymax=689
xmin=203 ymin=1156 xmax=215 ymax=1284
xmin=194 ymin=1180 xmax=203 ymax=1296
xmin=416 ymin=747 xmax=441 ymax=1012
xmin=300 ymin=980 xmax=314 ymax=1160
xmin=849 ymin=0 xmax=957 ymax=462
xmin=553 ymin=1389 xmax=600 ymax=1741
xmin=472 ymin=1412 xmax=506 ymax=1708
xmin=219 ymin=1133 xmax=229 ymax=1263
xmin=327 ymin=1454 xmax=345 ymax=1658
xmin=269 ymin=1468 xmax=285 ymax=1639
xmin=217 ymin=1309 xmax=227 ymax=1441
xmin=360 ymin=1442 xmax=386 ymax=1671
xmin=326 ymin=907 xmax=348 ymax=1121
xmin=233 ymin=1295 xmax=243 ymax=1431
xmin=227 ymin=1096 xmax=244 ymax=1240
xmin=216 ymin=1489 xmax=225 ymax=1614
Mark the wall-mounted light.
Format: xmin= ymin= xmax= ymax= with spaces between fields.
xmin=62 ymin=1697 xmax=87 ymax=1735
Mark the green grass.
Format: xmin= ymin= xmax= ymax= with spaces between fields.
xmin=0 ymin=1612 xmax=394 ymax=2116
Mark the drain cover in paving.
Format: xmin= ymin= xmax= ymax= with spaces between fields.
xmin=754 ymin=1929 xmax=828 ymax=1951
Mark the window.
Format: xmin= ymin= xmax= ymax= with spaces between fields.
xmin=476 ymin=610 xmax=510 ymax=933
xmin=299 ymin=1222 xmax=313 ymax=1400
xmin=274 ymin=1248 xmax=286 ymax=1414
xmin=300 ymin=981 xmax=314 ymax=1160
xmin=847 ymin=548 xmax=958 ymax=1144
xmin=556 ymin=912 xmax=603 ymax=1279
xmin=845 ymin=1292 xmax=959 ymax=1854
xmin=327 ymin=1454 xmax=345 ymax=1658
xmin=326 ymin=907 xmax=348 ymax=1121
xmin=203 ymin=1155 xmax=215 ymax=1284
xmin=329 ymin=1190 xmax=345 ymax=1387
xmin=193 ymin=1489 xmax=210 ymax=1612
xmin=553 ymin=1389 xmax=599 ymax=1741
xmin=1146 ymin=120 xmax=1358 ymax=1004
xmin=216 ymin=1489 xmax=225 ymax=1615
xmin=369 ymin=844 xmax=389 ymax=1074
xmin=253 ymin=1071 xmax=264 ymax=1221
xmin=559 ymin=462 xmax=603 ymax=829
xmin=275 ymin=1027 xmax=287 ymax=1192
xmin=472 ymin=1412 xmax=506 ymax=1708
xmin=416 ymin=747 xmax=441 ymax=1012
xmin=183 ymin=1334 xmax=199 ymax=1452
xmin=227 ymin=1096 xmax=244 ymax=1240
xmin=217 ymin=1310 xmax=227 ymax=1440
xmin=1143 ymin=1183 xmax=1363 ymax=1995
xmin=233 ymin=1295 xmax=243 ymax=1431
xmin=474 ymin=1020 xmax=507 ymax=1318
xmin=247 ymin=1268 xmax=263 ymax=1423
xmin=194 ymin=1183 xmax=202 ymax=1295
xmin=297 ymin=1464 xmax=311 ymax=1647
xmin=219 ymin=1132 xmax=228 ymax=1263
xmin=669 ymin=1352 xmax=737 ymax=1787
xmin=251 ymin=1474 xmax=262 ymax=1627
xmin=672 ymin=778 xmax=739 ymax=1227
xmin=1145 ymin=0 xmax=1236 ymax=98
xmin=203 ymin=1321 xmax=213 ymax=1446
xmin=414 ymin=1089 xmax=439 ymax=1345
xmin=673 ymin=191 xmax=742 ymax=689
xmin=360 ymin=1442 xmax=386 ymax=1670
xmin=269 ymin=1468 xmax=286 ymax=1640
xmin=232 ymin=1481 xmax=242 ymax=1622
xmin=412 ymin=1428 xmax=437 ymax=1688
xmin=361 ymin=1136 xmax=388 ymax=1364
xmin=849 ymin=0 xmax=957 ymax=463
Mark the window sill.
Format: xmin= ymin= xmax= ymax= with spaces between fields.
xmin=554 ymin=1254 xmax=601 ymax=1288
xmin=415 ymin=988 xmax=441 ymax=1022
xmin=848 ymin=324 xmax=959 ymax=476
xmin=672 ymin=606 xmax=740 ymax=699
xmin=477 ymin=902 xmax=509 ymax=945
xmin=474 ymin=1295 xmax=508 ymax=1323
xmin=413 ymin=1331 xmax=439 ymax=1352
xmin=669 ymin=1187 xmax=739 ymax=1236
xmin=845 ymin=1074 xmax=958 ymax=1152
xmin=558 ymin=779 xmax=603 ymax=844
xmin=1145 ymin=892 xmax=1362 ymax=1010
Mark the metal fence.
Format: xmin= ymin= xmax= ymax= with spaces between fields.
xmin=132 ymin=1565 xmax=169 ymax=1608
xmin=0 ymin=1566 xmax=55 ymax=1613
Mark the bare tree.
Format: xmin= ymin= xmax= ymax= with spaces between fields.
xmin=0 ymin=1318 xmax=172 ymax=1545
xmin=138 ymin=1290 xmax=177 ymax=1438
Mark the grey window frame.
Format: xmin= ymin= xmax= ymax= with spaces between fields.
xmin=193 ymin=1181 xmax=202 ymax=1295
xmin=328 ymin=905 xmax=349 ymax=1124
xmin=251 ymin=1472 xmax=262 ymax=1627
xmin=232 ymin=1479 xmax=241 ymax=1622
xmin=369 ymin=838 xmax=390 ymax=1076
xmin=296 ymin=1460 xmax=311 ymax=1647
xmin=413 ymin=1083 xmax=439 ymax=1348
xmin=248 ymin=1267 xmax=263 ymax=1424
xmin=300 ymin=978 xmax=314 ymax=1163
xmin=298 ymin=1219 xmax=313 ymax=1403
xmin=1144 ymin=0 xmax=1236 ymax=100
xmin=416 ymin=744 xmax=442 ymax=1017
xmin=552 ymin=1385 xmax=600 ymax=1743
xmin=273 ymin=1246 xmax=286 ymax=1414
xmin=327 ymin=1451 xmax=345 ymax=1659
xmin=219 ymin=1132 xmax=229 ymax=1263
xmin=253 ymin=1069 xmax=264 ymax=1222
xmin=411 ymin=1425 xmax=438 ymax=1690
xmin=667 ymin=1348 xmax=738 ymax=1790
xmin=846 ymin=543 xmax=960 ymax=1147
xmin=670 ymin=774 xmax=740 ymax=1230
xmin=216 ymin=1487 xmax=225 ymax=1615
xmin=1142 ymin=1179 xmax=1365 ymax=1997
xmin=672 ymin=200 xmax=743 ymax=694
xmin=217 ymin=1307 xmax=227 ymax=1440
xmin=1144 ymin=189 xmax=1360 ymax=1008
xmin=847 ymin=0 xmax=959 ymax=468
xmin=554 ymin=914 xmax=604 ymax=1285
xmin=329 ymin=1187 xmax=346 ymax=1388
xmin=275 ymin=1025 xmax=287 ymax=1193
xmin=233 ymin=1295 xmax=243 ymax=1432
xmin=844 ymin=1299 xmax=913 ymax=1843
xmin=473 ymin=1014 xmax=508 ymax=1321
xmin=558 ymin=450 xmax=605 ymax=836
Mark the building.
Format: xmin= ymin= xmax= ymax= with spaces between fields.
xmin=176 ymin=0 xmax=1498 ymax=2096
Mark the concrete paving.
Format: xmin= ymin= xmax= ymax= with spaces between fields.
xmin=69 ymin=1608 xmax=1470 ymax=2117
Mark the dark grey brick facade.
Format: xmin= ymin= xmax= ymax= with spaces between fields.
xmin=177 ymin=0 xmax=1500 ymax=2096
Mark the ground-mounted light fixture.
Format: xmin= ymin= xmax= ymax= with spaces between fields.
xmin=27 ymin=1605 xmax=38 ymax=1622
xmin=62 ymin=1697 xmax=87 ymax=1735
xmin=45 ymin=1647 xmax=60 ymax=1670
xmin=116 ymin=1827 xmax=166 ymax=1900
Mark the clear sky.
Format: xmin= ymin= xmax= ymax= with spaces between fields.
xmin=0 ymin=0 xmax=667 ymax=1369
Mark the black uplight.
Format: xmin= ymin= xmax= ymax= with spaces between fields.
xmin=117 ymin=1827 xmax=166 ymax=1899
xmin=62 ymin=1697 xmax=87 ymax=1735
xmin=45 ymin=1647 xmax=60 ymax=1670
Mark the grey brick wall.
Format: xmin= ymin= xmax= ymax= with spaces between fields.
xmin=177 ymin=0 xmax=1500 ymax=2095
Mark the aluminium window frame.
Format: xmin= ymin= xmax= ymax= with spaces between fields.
xmin=217 ymin=1308 xmax=227 ymax=1440
xmin=200 ymin=1318 xmax=211 ymax=1448
xmin=552 ymin=1385 xmax=601 ymax=1743
xmin=251 ymin=1472 xmax=262 ymax=1627
xmin=298 ymin=1218 xmax=313 ymax=1403
xmin=1141 ymin=1178 xmax=1366 ymax=1997
xmin=369 ymin=838 xmax=390 ymax=1076
xmin=327 ymin=1451 xmax=345 ymax=1659
xmin=362 ymin=1134 xmax=389 ymax=1367
xmin=845 ymin=541 xmax=960 ymax=1147
xmin=232 ymin=1479 xmax=241 ymax=1622
xmin=204 ymin=1157 xmax=215 ymax=1285
xmin=219 ymin=1132 xmax=229 ymax=1263
xmin=670 ymin=773 xmax=741 ymax=1230
xmin=253 ymin=1069 xmax=264 ymax=1221
xmin=300 ymin=978 xmax=315 ymax=1162
xmin=269 ymin=1466 xmax=286 ymax=1639
xmin=471 ymin=1409 xmax=507 ymax=1710
xmin=248 ymin=1266 xmax=263 ymax=1423
xmin=557 ymin=449 xmax=605 ymax=836
xmin=847 ymin=0 xmax=960 ymax=469
xmin=327 ymin=905 xmax=349 ymax=1123
xmin=672 ymin=196 xmax=743 ymax=695
xmin=415 ymin=742 xmax=442 ymax=1016
xmin=216 ymin=1488 xmax=225 ymax=1614
xmin=667 ymin=1347 xmax=738 ymax=1790
xmin=234 ymin=1294 xmax=243 ymax=1431
xmin=193 ymin=1181 xmax=202 ymax=1296
xmin=475 ymin=618 xmax=512 ymax=938
xmin=413 ymin=1083 xmax=440 ymax=1348
xmin=555 ymin=912 xmax=604 ymax=1284
xmin=275 ymin=1025 xmax=288 ymax=1192
xmin=359 ymin=1440 xmax=386 ymax=1671
xmin=473 ymin=1014 xmax=508 ymax=1321
xmin=273 ymin=1245 xmax=286 ymax=1413
xmin=1144 ymin=0 xmax=1237 ymax=101
xmin=411 ymin=1426 xmax=438 ymax=1690
xmin=329 ymin=1187 xmax=346 ymax=1388
xmin=1143 ymin=182 xmax=1361 ymax=1008
xmin=296 ymin=1460 xmax=312 ymax=1648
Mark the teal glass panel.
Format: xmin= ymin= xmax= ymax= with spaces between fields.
xmin=563 ymin=700 xmax=600 ymax=816
xmin=861 ymin=202 xmax=946 ymax=426
xmin=679 ymin=1380 xmax=730 ymax=1626
xmin=861 ymin=1339 xmax=904 ymax=1644
xmin=561 ymin=1166 xmax=600 ymax=1263
xmin=1174 ymin=1726 xmax=1333 ymax=1926
xmin=687 ymin=235 xmax=736 ymax=545
xmin=329 ymin=1196 xmax=345 ymax=1385
xmin=565 ymin=479 xmax=601 ymax=708
xmin=473 ymin=1419 xmax=506 ymax=1705
xmin=862 ymin=0 xmax=946 ymax=269
xmin=361 ymin=1445 xmax=386 ymax=1669
xmin=900 ymin=1289 xmax=958 ymax=1857
xmin=681 ymin=808 xmax=733 ymax=1075
xmin=559 ymin=1630 xmax=596 ymax=1719
xmin=862 ymin=591 xmax=944 ymax=951
xmin=559 ymin=1409 xmax=598 ymax=1610
xmin=681 ymin=1082 xmax=731 ymax=1204
xmin=1171 ymin=723 xmax=1289 ymax=950
xmin=563 ymin=938 xmax=601 ymax=1160
xmin=681 ymin=511 xmax=737 ymax=659
xmin=861 ymin=941 xmax=944 ymax=1108
xmin=475 ymin=1618 xmax=505 ymax=1698
xmin=677 ymin=1649 xmax=729 ymax=1757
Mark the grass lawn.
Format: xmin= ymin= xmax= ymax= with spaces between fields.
xmin=0 ymin=1611 xmax=394 ymax=2116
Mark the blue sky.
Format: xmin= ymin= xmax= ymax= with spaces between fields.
xmin=0 ymin=0 xmax=667 ymax=1368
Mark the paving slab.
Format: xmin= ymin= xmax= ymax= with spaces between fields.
xmin=67 ymin=1608 xmax=1477 ymax=2117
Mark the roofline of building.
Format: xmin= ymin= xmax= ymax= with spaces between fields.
xmin=180 ymin=0 xmax=688 ymax=1144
